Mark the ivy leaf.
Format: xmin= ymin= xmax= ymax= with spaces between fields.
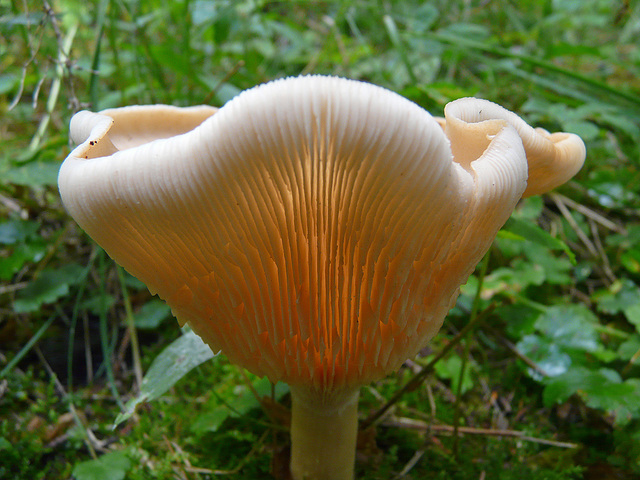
xmin=13 ymin=263 xmax=87 ymax=313
xmin=593 ymin=279 xmax=640 ymax=329
xmin=502 ymin=217 xmax=576 ymax=264
xmin=483 ymin=262 xmax=545 ymax=293
xmin=516 ymin=334 xmax=572 ymax=379
xmin=434 ymin=354 xmax=475 ymax=394
xmin=516 ymin=305 xmax=602 ymax=380
xmin=617 ymin=334 xmax=640 ymax=361
xmin=190 ymin=378 xmax=288 ymax=436
xmin=0 ymin=219 xmax=39 ymax=245
xmin=134 ymin=299 xmax=172 ymax=329
xmin=4 ymin=160 xmax=62 ymax=187
xmin=534 ymin=304 xmax=600 ymax=352
xmin=543 ymin=367 xmax=640 ymax=425
xmin=191 ymin=406 xmax=231 ymax=435
xmin=80 ymin=294 xmax=116 ymax=317
xmin=498 ymin=303 xmax=539 ymax=339
xmin=0 ymin=242 xmax=47 ymax=281
xmin=72 ymin=450 xmax=131 ymax=480
xmin=114 ymin=329 xmax=218 ymax=427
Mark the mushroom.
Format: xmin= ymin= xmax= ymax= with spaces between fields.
xmin=58 ymin=76 xmax=585 ymax=480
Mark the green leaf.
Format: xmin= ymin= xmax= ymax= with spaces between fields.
xmin=524 ymin=244 xmax=573 ymax=285
xmin=513 ymin=196 xmax=544 ymax=221
xmin=233 ymin=377 xmax=289 ymax=416
xmin=543 ymin=366 xmax=620 ymax=405
xmin=0 ymin=242 xmax=47 ymax=281
xmin=0 ymin=73 xmax=19 ymax=95
xmin=0 ymin=219 xmax=39 ymax=245
xmin=534 ymin=304 xmax=599 ymax=352
xmin=617 ymin=334 xmax=640 ymax=361
xmin=502 ymin=217 xmax=576 ymax=264
xmin=13 ymin=264 xmax=86 ymax=313
xmin=593 ymin=279 xmax=640 ymax=329
xmin=72 ymin=450 xmax=131 ymax=480
xmin=0 ymin=437 xmax=11 ymax=450
xmin=3 ymin=161 xmax=61 ymax=187
xmin=114 ymin=329 xmax=218 ymax=427
xmin=562 ymin=120 xmax=600 ymax=141
xmin=516 ymin=334 xmax=572 ymax=378
xmin=543 ymin=367 xmax=640 ymax=425
xmin=620 ymin=248 xmax=640 ymax=274
xmin=190 ymin=378 xmax=288 ymax=436
xmin=483 ymin=262 xmax=545 ymax=292
xmin=434 ymin=354 xmax=475 ymax=394
xmin=497 ymin=303 xmax=539 ymax=338
xmin=80 ymin=294 xmax=116 ymax=317
xmin=516 ymin=305 xmax=601 ymax=379
xmin=134 ymin=299 xmax=172 ymax=329
xmin=191 ymin=406 xmax=232 ymax=435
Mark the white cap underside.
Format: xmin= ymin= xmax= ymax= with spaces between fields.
xmin=59 ymin=76 xmax=538 ymax=394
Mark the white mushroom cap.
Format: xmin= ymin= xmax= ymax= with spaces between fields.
xmin=59 ymin=76 xmax=580 ymax=399
xmin=443 ymin=97 xmax=586 ymax=197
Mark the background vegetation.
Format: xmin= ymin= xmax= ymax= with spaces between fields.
xmin=1 ymin=0 xmax=639 ymax=478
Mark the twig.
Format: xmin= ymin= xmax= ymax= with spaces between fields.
xmin=83 ymin=312 xmax=94 ymax=384
xmin=0 ymin=193 xmax=26 ymax=216
xmin=588 ymin=218 xmax=617 ymax=283
xmin=25 ymin=2 xmax=78 ymax=159
xmin=384 ymin=416 xmax=579 ymax=449
xmin=393 ymin=448 xmax=425 ymax=479
xmin=202 ymin=60 xmax=245 ymax=105
xmin=622 ymin=346 xmax=640 ymax=376
xmin=549 ymin=193 xmax=626 ymax=234
xmin=0 ymin=282 xmax=28 ymax=295
xmin=550 ymin=194 xmax=598 ymax=257
xmin=485 ymin=326 xmax=550 ymax=377
xmin=34 ymin=346 xmax=102 ymax=458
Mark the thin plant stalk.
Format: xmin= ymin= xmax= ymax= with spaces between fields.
xmin=383 ymin=14 xmax=418 ymax=85
xmin=34 ymin=346 xmax=98 ymax=460
xmin=88 ymin=0 xmax=110 ymax=109
xmin=66 ymin=248 xmax=97 ymax=391
xmin=97 ymin=250 xmax=124 ymax=409
xmin=453 ymin=249 xmax=491 ymax=457
xmin=117 ymin=266 xmax=143 ymax=390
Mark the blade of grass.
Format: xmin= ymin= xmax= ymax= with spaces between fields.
xmin=383 ymin=14 xmax=418 ymax=85
xmin=67 ymin=246 xmax=98 ymax=391
xmin=425 ymin=31 xmax=640 ymax=108
xmin=24 ymin=12 xmax=78 ymax=160
xmin=0 ymin=314 xmax=55 ymax=380
xmin=180 ymin=0 xmax=193 ymax=103
xmin=88 ymin=0 xmax=110 ymax=109
xmin=116 ymin=265 xmax=143 ymax=390
xmin=452 ymin=249 xmax=491 ymax=458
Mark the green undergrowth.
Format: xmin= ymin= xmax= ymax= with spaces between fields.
xmin=2 ymin=0 xmax=640 ymax=478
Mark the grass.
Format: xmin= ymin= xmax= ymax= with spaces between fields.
xmin=1 ymin=0 xmax=640 ymax=478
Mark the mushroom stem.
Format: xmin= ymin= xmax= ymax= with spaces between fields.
xmin=290 ymin=387 xmax=360 ymax=480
